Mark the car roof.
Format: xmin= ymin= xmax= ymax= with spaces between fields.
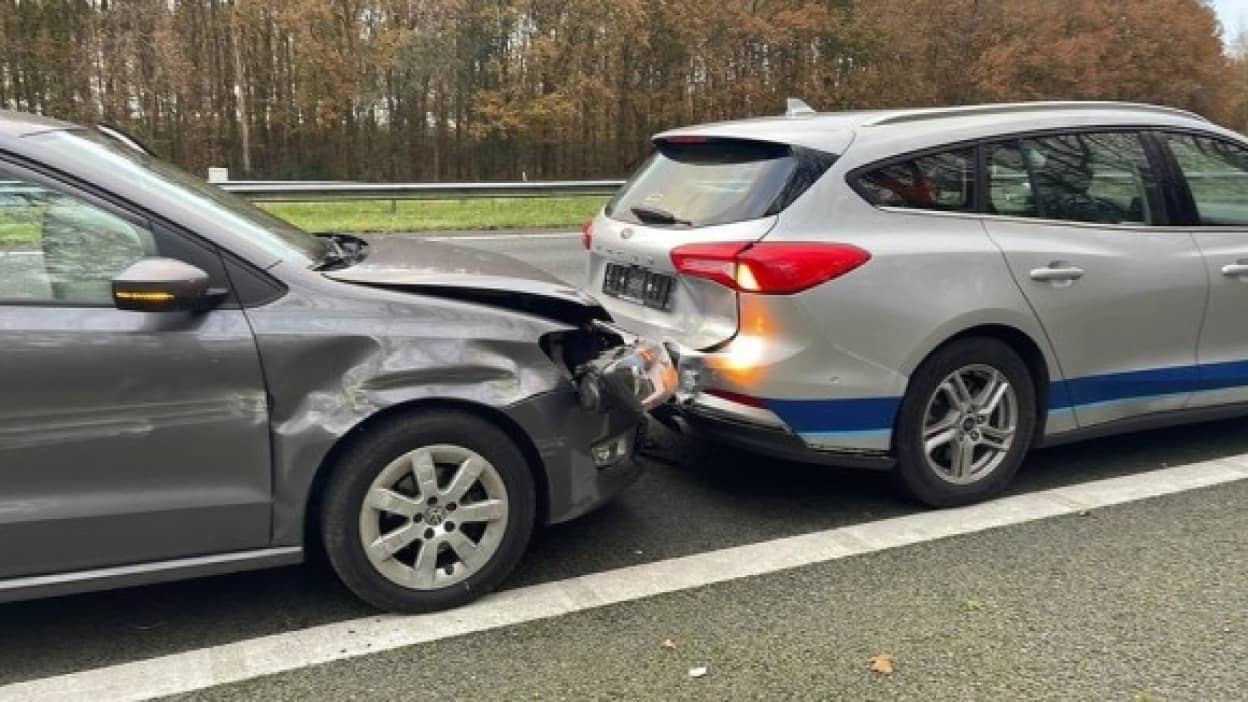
xmin=654 ymin=101 xmax=1236 ymax=161
xmin=0 ymin=109 xmax=78 ymax=140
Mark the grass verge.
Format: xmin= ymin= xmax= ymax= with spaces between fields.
xmin=258 ymin=196 xmax=606 ymax=233
xmin=0 ymin=196 xmax=604 ymax=247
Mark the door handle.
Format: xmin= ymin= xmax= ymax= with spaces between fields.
xmin=1029 ymin=265 xmax=1085 ymax=282
xmin=1221 ymin=263 xmax=1248 ymax=277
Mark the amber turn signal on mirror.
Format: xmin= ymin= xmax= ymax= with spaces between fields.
xmin=111 ymin=257 xmax=227 ymax=312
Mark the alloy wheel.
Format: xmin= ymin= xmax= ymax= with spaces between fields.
xmin=921 ymin=364 xmax=1018 ymax=485
xmin=358 ymin=444 xmax=509 ymax=590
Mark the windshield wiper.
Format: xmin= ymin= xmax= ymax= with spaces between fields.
xmin=631 ymin=205 xmax=692 ymax=227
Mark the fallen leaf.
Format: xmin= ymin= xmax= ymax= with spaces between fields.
xmin=869 ymin=654 xmax=896 ymax=675
xmin=961 ymin=598 xmax=985 ymax=612
xmin=662 ymin=639 xmax=677 ymax=651
xmin=688 ymin=666 xmax=708 ymax=678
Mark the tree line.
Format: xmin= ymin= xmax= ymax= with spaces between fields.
xmin=0 ymin=0 xmax=1244 ymax=181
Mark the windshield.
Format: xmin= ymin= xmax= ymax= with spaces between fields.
xmin=605 ymin=138 xmax=836 ymax=229
xmin=29 ymin=130 xmax=324 ymax=263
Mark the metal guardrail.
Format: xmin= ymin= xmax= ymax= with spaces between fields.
xmin=217 ymin=180 xmax=626 ymax=202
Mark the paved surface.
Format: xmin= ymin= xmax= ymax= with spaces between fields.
xmin=177 ymin=480 xmax=1248 ymax=701
xmin=423 ymin=230 xmax=586 ymax=284
xmin=3 ymin=229 xmax=1248 ymax=699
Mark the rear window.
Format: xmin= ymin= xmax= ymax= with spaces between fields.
xmin=605 ymin=138 xmax=836 ymax=228
xmin=855 ymin=148 xmax=975 ymax=212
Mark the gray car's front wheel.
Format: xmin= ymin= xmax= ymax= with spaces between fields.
xmin=894 ymin=338 xmax=1036 ymax=507
xmin=321 ymin=409 xmax=536 ymax=612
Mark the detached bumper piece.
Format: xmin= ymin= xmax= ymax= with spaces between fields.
xmin=575 ymin=323 xmax=679 ymax=416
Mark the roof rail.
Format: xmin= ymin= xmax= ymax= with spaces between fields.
xmin=862 ymin=101 xmax=1208 ymax=127
xmin=785 ymin=98 xmax=817 ymax=118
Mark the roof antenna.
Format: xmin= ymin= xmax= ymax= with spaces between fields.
xmin=785 ymin=98 xmax=816 ymax=118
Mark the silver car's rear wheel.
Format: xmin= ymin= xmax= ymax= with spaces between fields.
xmin=893 ymin=338 xmax=1035 ymax=507
xmin=359 ymin=444 xmax=509 ymax=590
xmin=921 ymin=364 xmax=1018 ymax=485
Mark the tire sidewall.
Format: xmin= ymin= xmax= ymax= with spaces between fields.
xmin=321 ymin=410 xmax=536 ymax=613
xmin=894 ymin=339 xmax=1037 ymax=507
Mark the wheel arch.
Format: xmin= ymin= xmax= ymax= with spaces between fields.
xmin=302 ymin=398 xmax=550 ymax=556
xmin=902 ymin=323 xmax=1054 ymax=444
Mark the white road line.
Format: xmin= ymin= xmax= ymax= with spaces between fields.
xmin=4 ymin=458 xmax=1247 ymax=702
xmin=425 ymin=232 xmax=578 ymax=241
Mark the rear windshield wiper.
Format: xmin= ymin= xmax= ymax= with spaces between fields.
xmin=631 ymin=205 xmax=692 ymax=227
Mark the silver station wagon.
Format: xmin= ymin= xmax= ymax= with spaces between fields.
xmin=587 ymin=100 xmax=1248 ymax=506
xmin=0 ymin=110 xmax=675 ymax=612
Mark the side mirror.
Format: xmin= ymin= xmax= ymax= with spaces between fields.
xmin=112 ymin=258 xmax=226 ymax=312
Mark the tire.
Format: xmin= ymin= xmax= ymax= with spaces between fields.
xmin=320 ymin=409 xmax=536 ymax=613
xmin=893 ymin=337 xmax=1037 ymax=508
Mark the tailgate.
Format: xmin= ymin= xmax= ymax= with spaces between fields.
xmin=588 ymin=216 xmax=776 ymax=349
xmin=587 ymin=137 xmax=835 ymax=350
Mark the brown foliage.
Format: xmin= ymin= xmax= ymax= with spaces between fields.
xmin=0 ymin=0 xmax=1241 ymax=180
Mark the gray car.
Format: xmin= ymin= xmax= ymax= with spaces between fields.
xmin=0 ymin=111 xmax=675 ymax=612
xmin=588 ymin=100 xmax=1248 ymax=507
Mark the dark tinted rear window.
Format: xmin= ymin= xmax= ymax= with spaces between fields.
xmin=855 ymin=149 xmax=975 ymax=212
xmin=605 ymin=138 xmax=835 ymax=228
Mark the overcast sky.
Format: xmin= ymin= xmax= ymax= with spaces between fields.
xmin=1211 ymin=0 xmax=1248 ymax=39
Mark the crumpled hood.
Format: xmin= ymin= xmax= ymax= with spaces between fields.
xmin=324 ymin=236 xmax=608 ymax=325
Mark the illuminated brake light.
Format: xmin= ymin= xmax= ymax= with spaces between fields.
xmin=670 ymin=241 xmax=870 ymax=294
xmin=581 ymin=219 xmax=594 ymax=250
xmin=735 ymin=261 xmax=761 ymax=291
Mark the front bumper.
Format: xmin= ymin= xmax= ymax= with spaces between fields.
xmin=507 ymin=330 xmax=678 ymax=524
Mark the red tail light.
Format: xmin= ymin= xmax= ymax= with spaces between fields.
xmin=581 ymin=219 xmax=594 ymax=250
xmin=669 ymin=241 xmax=870 ymax=294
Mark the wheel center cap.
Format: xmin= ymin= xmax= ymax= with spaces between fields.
xmin=961 ymin=417 xmax=977 ymax=431
xmin=425 ymin=506 xmax=446 ymax=526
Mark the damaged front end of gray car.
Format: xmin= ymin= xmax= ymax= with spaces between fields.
xmin=293 ymin=235 xmax=678 ymax=611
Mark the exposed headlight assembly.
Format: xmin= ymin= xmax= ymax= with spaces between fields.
xmin=574 ymin=322 xmax=678 ymax=415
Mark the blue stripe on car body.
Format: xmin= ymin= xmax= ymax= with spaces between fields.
xmin=756 ymin=359 xmax=1248 ymax=445
xmin=765 ymin=396 xmax=901 ymax=435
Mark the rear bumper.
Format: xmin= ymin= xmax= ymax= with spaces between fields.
xmin=656 ymin=398 xmax=895 ymax=471
xmin=660 ymin=343 xmax=896 ymax=469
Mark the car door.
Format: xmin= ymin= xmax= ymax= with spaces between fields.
xmin=980 ymin=130 xmax=1207 ymax=430
xmin=1158 ymin=131 xmax=1248 ymax=408
xmin=0 ymin=163 xmax=272 ymax=580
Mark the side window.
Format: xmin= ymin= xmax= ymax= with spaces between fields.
xmin=1163 ymin=133 xmax=1248 ymax=226
xmin=997 ymin=132 xmax=1158 ymax=225
xmin=986 ymin=142 xmax=1037 ymax=217
xmin=856 ymin=148 xmax=974 ymax=212
xmin=0 ymin=174 xmax=156 ymax=304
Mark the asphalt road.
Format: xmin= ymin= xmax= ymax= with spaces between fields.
xmin=3 ymin=230 xmax=1248 ymax=698
xmin=183 ymin=480 xmax=1248 ymax=702
xmin=425 ymin=229 xmax=589 ymax=283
